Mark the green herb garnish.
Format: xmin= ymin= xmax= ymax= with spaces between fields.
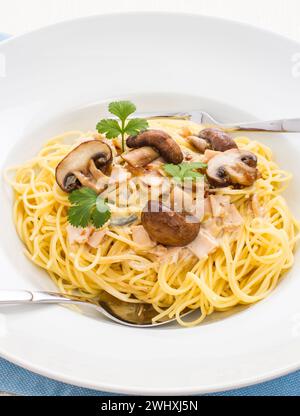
xmin=68 ymin=187 xmax=111 ymax=228
xmin=96 ymin=101 xmax=149 ymax=152
xmin=163 ymin=162 xmax=207 ymax=182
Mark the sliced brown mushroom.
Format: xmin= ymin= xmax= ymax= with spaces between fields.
xmin=198 ymin=128 xmax=238 ymax=152
xmin=206 ymin=148 xmax=258 ymax=187
xmin=55 ymin=140 xmax=112 ymax=193
xmin=126 ymin=129 xmax=183 ymax=165
xmin=187 ymin=135 xmax=209 ymax=153
xmin=141 ymin=200 xmax=200 ymax=247
xmin=121 ymin=146 xmax=159 ymax=168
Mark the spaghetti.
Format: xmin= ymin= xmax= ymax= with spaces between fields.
xmin=7 ymin=119 xmax=300 ymax=326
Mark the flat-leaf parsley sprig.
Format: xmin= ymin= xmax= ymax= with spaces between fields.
xmin=68 ymin=187 xmax=111 ymax=228
xmin=96 ymin=101 xmax=149 ymax=152
xmin=163 ymin=162 xmax=207 ymax=182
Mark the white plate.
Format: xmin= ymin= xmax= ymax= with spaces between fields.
xmin=1 ymin=12 xmax=300 ymax=395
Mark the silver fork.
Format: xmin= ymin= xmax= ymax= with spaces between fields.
xmin=0 ymin=290 xmax=194 ymax=328
xmin=131 ymin=111 xmax=300 ymax=132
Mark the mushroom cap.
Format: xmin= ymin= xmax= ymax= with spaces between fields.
xmin=141 ymin=200 xmax=201 ymax=247
xmin=55 ymin=140 xmax=112 ymax=192
xmin=198 ymin=128 xmax=237 ymax=152
xmin=206 ymin=148 xmax=258 ymax=187
xmin=126 ymin=129 xmax=183 ymax=164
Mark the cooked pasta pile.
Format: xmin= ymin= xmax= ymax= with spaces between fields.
xmin=7 ymin=119 xmax=300 ymax=326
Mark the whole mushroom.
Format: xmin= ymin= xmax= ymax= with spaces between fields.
xmin=55 ymin=140 xmax=112 ymax=193
xmin=124 ymin=129 xmax=183 ymax=167
xmin=141 ymin=200 xmax=200 ymax=247
xmin=198 ymin=128 xmax=237 ymax=152
xmin=206 ymin=148 xmax=258 ymax=187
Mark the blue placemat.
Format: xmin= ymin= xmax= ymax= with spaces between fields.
xmin=1 ymin=32 xmax=299 ymax=397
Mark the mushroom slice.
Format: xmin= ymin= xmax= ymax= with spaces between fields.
xmin=141 ymin=200 xmax=200 ymax=247
xmin=122 ymin=146 xmax=159 ymax=168
xmin=187 ymin=136 xmax=209 ymax=153
xmin=206 ymin=148 xmax=258 ymax=188
xmin=198 ymin=128 xmax=238 ymax=152
xmin=126 ymin=129 xmax=183 ymax=165
xmin=55 ymin=140 xmax=112 ymax=193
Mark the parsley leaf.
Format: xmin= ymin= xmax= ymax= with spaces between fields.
xmin=183 ymin=170 xmax=203 ymax=180
xmin=96 ymin=100 xmax=149 ymax=152
xmin=108 ymin=101 xmax=136 ymax=123
xmin=91 ymin=205 xmax=111 ymax=228
xmin=68 ymin=204 xmax=92 ymax=228
xmin=67 ymin=187 xmax=111 ymax=229
xmin=125 ymin=118 xmax=149 ymax=136
xmin=163 ymin=164 xmax=181 ymax=178
xmin=96 ymin=119 xmax=122 ymax=139
xmin=163 ymin=162 xmax=207 ymax=182
xmin=69 ymin=187 xmax=97 ymax=206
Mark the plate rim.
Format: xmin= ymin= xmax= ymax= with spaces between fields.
xmin=1 ymin=10 xmax=300 ymax=50
xmin=1 ymin=347 xmax=299 ymax=395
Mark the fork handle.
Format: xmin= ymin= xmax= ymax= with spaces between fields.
xmin=224 ymin=118 xmax=300 ymax=132
xmin=124 ymin=113 xmax=300 ymax=132
xmin=106 ymin=111 xmax=191 ymax=120
xmin=0 ymin=290 xmax=82 ymax=305
xmin=135 ymin=113 xmax=300 ymax=132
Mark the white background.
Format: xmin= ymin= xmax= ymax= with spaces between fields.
xmin=0 ymin=0 xmax=300 ymax=42
xmin=0 ymin=0 xmax=300 ymax=396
